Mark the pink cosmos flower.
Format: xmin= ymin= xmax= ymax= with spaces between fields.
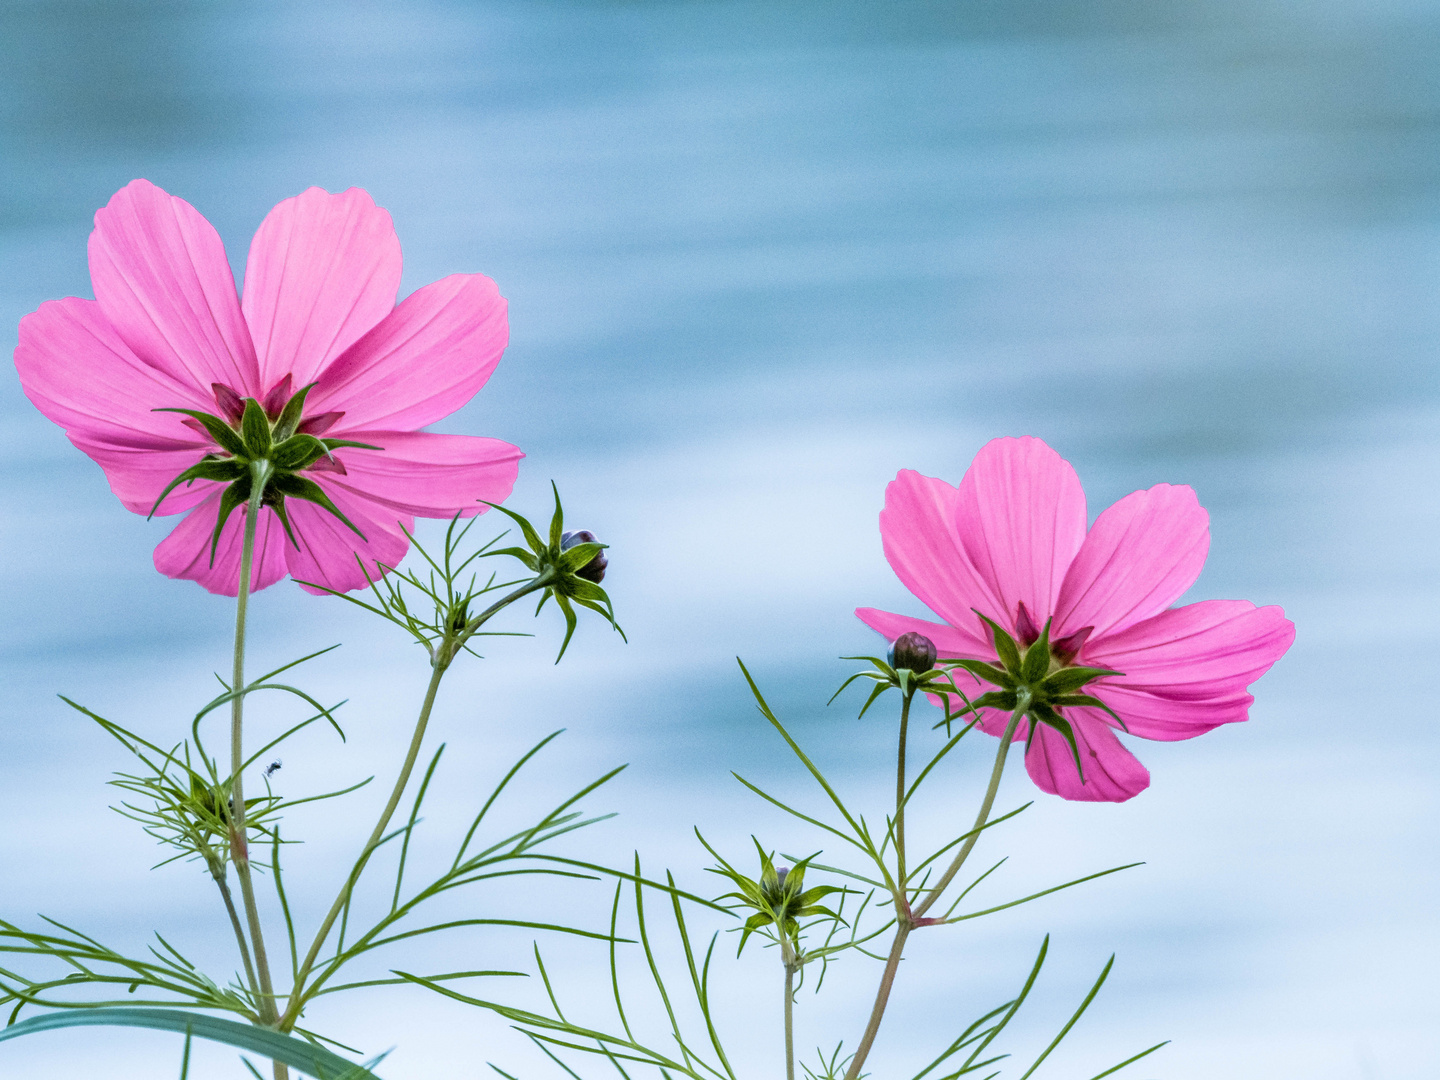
xmin=857 ymin=436 xmax=1294 ymax=803
xmin=14 ymin=180 xmax=521 ymax=596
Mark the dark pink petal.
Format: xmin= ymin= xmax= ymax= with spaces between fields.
xmin=242 ymin=187 xmax=403 ymax=391
xmin=954 ymin=437 xmax=1087 ymax=630
xmin=321 ymin=430 xmax=522 ymax=518
xmin=1055 ymin=484 xmax=1210 ymax=639
xmin=1085 ymin=599 xmax=1295 ymax=740
xmin=307 ymin=273 xmax=508 ymax=431
xmin=153 ymin=496 xmax=291 ymax=596
xmin=282 ymin=481 xmax=415 ymax=596
xmin=875 ymin=469 xmax=1004 ymax=636
xmin=88 ymin=180 xmax=259 ymax=394
xmin=1024 ymin=710 xmax=1150 ymax=803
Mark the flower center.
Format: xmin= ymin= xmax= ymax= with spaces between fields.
xmin=150 ymin=375 xmax=372 ymax=563
xmin=1011 ymin=601 xmax=1093 ymax=672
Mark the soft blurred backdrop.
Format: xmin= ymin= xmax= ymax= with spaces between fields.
xmin=2 ymin=1 xmax=1437 ymax=1077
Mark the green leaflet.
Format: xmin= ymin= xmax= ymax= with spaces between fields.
xmin=0 ymin=1008 xmax=383 ymax=1079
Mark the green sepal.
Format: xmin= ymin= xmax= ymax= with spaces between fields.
xmin=948 ymin=657 xmax=1016 ymax=689
xmin=1051 ymin=693 xmax=1129 ymax=732
xmin=209 ymin=481 xmax=252 ymax=567
xmin=270 ymin=434 xmax=331 ymax=471
xmin=270 ymin=473 xmax=367 ymax=540
xmin=489 ymin=545 xmax=539 ymax=572
xmin=971 ymin=690 xmax=1018 ymax=712
xmin=481 ymin=501 xmax=546 ymax=557
xmin=557 ymin=541 xmax=605 ymax=574
xmin=320 ymin=438 xmax=383 ymax=452
xmin=271 ymin=382 xmax=315 ymax=441
xmin=147 ymin=456 xmax=248 ymax=519
xmin=547 ymin=480 xmax=564 ymax=550
xmin=856 ymin=680 xmax=890 ymax=719
xmin=552 ymin=592 xmax=579 ymax=664
xmin=795 ymin=885 xmax=842 ymax=909
xmin=265 ymin=491 xmax=301 ymax=550
xmin=1020 ymin=618 xmax=1053 ymax=683
xmin=1030 ymin=703 xmax=1085 ymax=781
xmin=239 ymin=398 xmax=272 ymax=458
xmin=154 ymin=408 xmax=248 ymax=458
xmin=1042 ymin=666 xmax=1122 ymax=696
xmin=974 ymin=610 xmax=1022 ymax=673
xmin=566 ymin=578 xmax=611 ymax=605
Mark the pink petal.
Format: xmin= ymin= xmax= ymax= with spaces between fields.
xmin=68 ymin=434 xmax=218 ymax=515
xmin=307 ymin=273 xmax=508 ymax=431
xmin=15 ymin=296 xmax=219 ymax=514
xmin=320 ymin=430 xmax=522 ymax=518
xmin=153 ymin=495 xmax=292 ymax=596
xmin=1024 ymin=710 xmax=1150 ymax=803
xmin=855 ymin=606 xmax=991 ymax=661
xmin=1055 ymin=484 xmax=1210 ymax=639
xmin=954 ymin=437 xmax=1087 ymax=631
xmin=16 ymin=297 xmax=215 ymax=443
xmin=876 ymin=469 xmax=1005 ymax=637
xmin=89 ymin=180 xmax=259 ymax=394
xmin=242 ymin=187 xmax=403 ymax=391
xmin=1085 ymin=599 xmax=1295 ymax=740
xmin=282 ymin=481 xmax=415 ymax=595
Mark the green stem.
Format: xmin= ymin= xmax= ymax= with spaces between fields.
xmin=280 ymin=574 xmax=552 ymax=1030
xmin=895 ymin=690 xmax=912 ymax=899
xmin=843 ymin=698 xmax=1028 ymax=1080
xmin=227 ymin=469 xmax=286 ymax=1080
xmin=209 ymin=860 xmax=261 ymax=1008
xmin=783 ymin=957 xmax=796 ymax=1080
xmin=911 ymin=698 xmax=1027 ymax=921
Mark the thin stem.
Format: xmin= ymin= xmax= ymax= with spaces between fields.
xmin=784 ymin=959 xmax=796 ymax=1080
xmin=843 ymin=698 xmax=1028 ymax=1080
xmin=895 ymin=691 xmax=912 ymax=897
xmin=911 ymin=699 xmax=1027 ymax=921
xmin=843 ymin=923 xmax=909 ymax=1080
xmin=209 ymin=860 xmax=261 ymax=1007
xmin=281 ymin=574 xmax=551 ymax=1030
xmin=227 ymin=468 xmax=286 ymax=1080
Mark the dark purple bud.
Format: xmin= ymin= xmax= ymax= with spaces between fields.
xmin=888 ymin=631 xmax=937 ymax=673
xmin=1052 ymin=625 xmax=1093 ymax=665
xmin=561 ymin=529 xmax=608 ymax=583
xmin=260 ymin=373 xmax=293 ymax=418
xmin=1014 ymin=601 xmax=1041 ymax=647
xmin=212 ymin=382 xmax=246 ymax=424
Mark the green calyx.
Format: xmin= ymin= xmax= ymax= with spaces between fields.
xmin=829 ymin=646 xmax=973 ymax=722
xmin=949 ymin=612 xmax=1125 ymax=781
xmin=703 ymin=836 xmax=842 ymax=957
xmin=484 ymin=482 xmax=625 ymax=662
xmin=149 ymin=383 xmax=377 ymax=567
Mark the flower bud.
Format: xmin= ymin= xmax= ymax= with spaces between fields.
xmin=560 ymin=529 xmax=608 ymax=583
xmin=888 ymin=631 xmax=936 ymax=673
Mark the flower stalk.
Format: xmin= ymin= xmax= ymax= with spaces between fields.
xmin=843 ymin=695 xmax=1028 ymax=1080
xmin=279 ymin=570 xmax=556 ymax=1031
xmin=226 ymin=464 xmax=287 ymax=1080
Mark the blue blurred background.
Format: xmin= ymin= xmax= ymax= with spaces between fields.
xmin=2 ymin=1 xmax=1437 ymax=1077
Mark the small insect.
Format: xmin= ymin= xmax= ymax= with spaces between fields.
xmin=264 ymin=759 xmax=283 ymax=778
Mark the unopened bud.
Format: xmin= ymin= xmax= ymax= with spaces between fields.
xmin=888 ymin=631 xmax=937 ymax=673
xmin=560 ymin=529 xmax=608 ymax=583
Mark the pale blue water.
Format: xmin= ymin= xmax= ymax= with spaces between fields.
xmin=2 ymin=2 xmax=1438 ymax=1078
